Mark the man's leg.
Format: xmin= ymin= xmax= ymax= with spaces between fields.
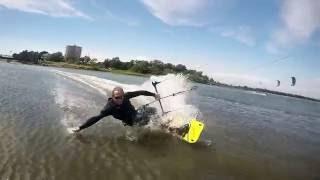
xmin=133 ymin=107 xmax=150 ymax=126
xmin=163 ymin=123 xmax=190 ymax=136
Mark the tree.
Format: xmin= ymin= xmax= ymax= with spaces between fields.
xmin=95 ymin=62 xmax=105 ymax=68
xmin=164 ymin=63 xmax=174 ymax=69
xmin=209 ymin=78 xmax=216 ymax=85
xmin=39 ymin=51 xmax=49 ymax=63
xmin=18 ymin=50 xmax=29 ymax=62
xmin=125 ymin=60 xmax=135 ymax=70
xmin=130 ymin=61 xmax=150 ymax=74
xmin=89 ymin=58 xmax=98 ymax=65
xmin=39 ymin=51 xmax=48 ymax=57
xmin=149 ymin=60 xmax=164 ymax=75
xmin=109 ymin=57 xmax=123 ymax=69
xmin=12 ymin=50 xmax=41 ymax=64
xmin=103 ymin=58 xmax=111 ymax=68
xmin=79 ymin=56 xmax=91 ymax=64
xmin=47 ymin=52 xmax=64 ymax=62
xmin=174 ymin=64 xmax=187 ymax=73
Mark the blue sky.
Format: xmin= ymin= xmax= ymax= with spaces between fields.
xmin=0 ymin=0 xmax=320 ymax=98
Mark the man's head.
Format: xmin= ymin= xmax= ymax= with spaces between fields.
xmin=112 ymin=87 xmax=124 ymax=105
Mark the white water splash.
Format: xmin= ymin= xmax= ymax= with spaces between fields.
xmin=51 ymin=70 xmax=199 ymax=130
xmin=145 ymin=74 xmax=199 ymax=128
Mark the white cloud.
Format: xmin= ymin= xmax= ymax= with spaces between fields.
xmin=141 ymin=0 xmax=208 ymax=26
xmin=267 ymin=0 xmax=320 ymax=53
xmin=220 ymin=26 xmax=256 ymax=46
xmin=282 ymin=0 xmax=320 ymax=40
xmin=0 ymin=0 xmax=91 ymax=20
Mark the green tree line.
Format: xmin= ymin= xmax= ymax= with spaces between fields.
xmin=100 ymin=57 xmax=216 ymax=84
xmin=12 ymin=50 xmax=216 ymax=85
xmin=12 ymin=50 xmax=64 ymax=64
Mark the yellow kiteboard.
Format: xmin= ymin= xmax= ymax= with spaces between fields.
xmin=182 ymin=119 xmax=205 ymax=143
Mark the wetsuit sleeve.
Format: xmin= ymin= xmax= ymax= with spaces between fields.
xmin=125 ymin=91 xmax=156 ymax=99
xmin=79 ymin=103 xmax=112 ymax=130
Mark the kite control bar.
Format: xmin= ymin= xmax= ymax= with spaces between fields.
xmin=152 ymin=81 xmax=165 ymax=115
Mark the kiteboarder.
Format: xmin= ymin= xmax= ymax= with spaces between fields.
xmin=70 ymin=87 xmax=160 ymax=132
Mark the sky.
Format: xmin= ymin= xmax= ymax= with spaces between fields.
xmin=0 ymin=0 xmax=320 ymax=98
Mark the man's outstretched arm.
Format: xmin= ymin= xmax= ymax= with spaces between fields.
xmin=72 ymin=105 xmax=111 ymax=132
xmin=125 ymin=90 xmax=157 ymax=99
xmin=78 ymin=113 xmax=106 ymax=130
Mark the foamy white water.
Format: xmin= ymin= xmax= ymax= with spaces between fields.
xmin=51 ymin=70 xmax=199 ymax=129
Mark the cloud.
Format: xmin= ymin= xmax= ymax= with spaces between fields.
xmin=141 ymin=0 xmax=208 ymax=27
xmin=0 ymin=0 xmax=91 ymax=20
xmin=282 ymin=0 xmax=320 ymax=40
xmin=220 ymin=26 xmax=256 ymax=46
xmin=267 ymin=0 xmax=320 ymax=53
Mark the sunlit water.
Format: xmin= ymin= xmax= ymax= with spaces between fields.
xmin=0 ymin=61 xmax=319 ymax=180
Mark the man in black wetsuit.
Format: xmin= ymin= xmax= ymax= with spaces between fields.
xmin=71 ymin=87 xmax=159 ymax=133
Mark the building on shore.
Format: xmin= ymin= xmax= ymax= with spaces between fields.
xmin=65 ymin=45 xmax=82 ymax=62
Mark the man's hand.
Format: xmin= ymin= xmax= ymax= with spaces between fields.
xmin=68 ymin=127 xmax=81 ymax=134
xmin=154 ymin=93 xmax=160 ymax=100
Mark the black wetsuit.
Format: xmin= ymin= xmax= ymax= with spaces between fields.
xmin=79 ymin=91 xmax=155 ymax=130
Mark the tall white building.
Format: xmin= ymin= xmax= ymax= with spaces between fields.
xmin=65 ymin=45 xmax=82 ymax=62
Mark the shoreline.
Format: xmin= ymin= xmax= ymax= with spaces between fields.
xmin=41 ymin=61 xmax=150 ymax=77
xmin=2 ymin=59 xmax=320 ymax=102
xmin=215 ymin=84 xmax=320 ymax=103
